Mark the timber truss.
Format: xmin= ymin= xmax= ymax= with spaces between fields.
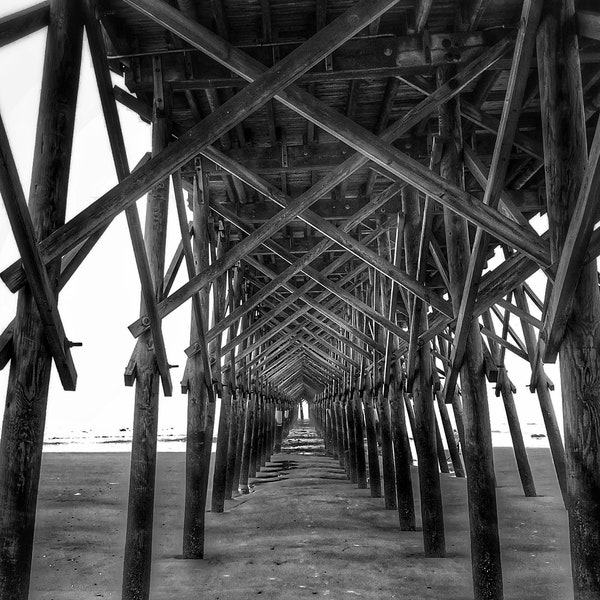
xmin=1 ymin=0 xmax=600 ymax=599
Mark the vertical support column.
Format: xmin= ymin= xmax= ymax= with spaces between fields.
xmin=378 ymin=387 xmax=398 ymax=508
xmin=240 ymin=387 xmax=257 ymax=492
xmin=211 ymin=364 xmax=232 ymax=512
xmin=438 ymin=63 xmax=501 ymax=596
xmin=481 ymin=309 xmax=535 ymax=496
xmin=224 ymin=270 xmax=242 ymax=500
xmin=538 ymin=2 xmax=600 ymax=595
xmin=352 ymin=387 xmax=368 ymax=488
xmin=0 ymin=2 xmax=82 ymax=597
xmin=211 ymin=226 xmax=232 ymax=512
xmin=389 ymin=369 xmax=416 ymax=530
xmin=123 ymin=57 xmax=171 ymax=600
xmin=376 ymin=226 xmax=397 ymax=509
xmin=345 ymin=386 xmax=358 ymax=483
xmin=182 ymin=174 xmax=212 ymax=559
xmin=433 ymin=377 xmax=465 ymax=478
xmin=363 ymin=383 xmax=382 ymax=497
xmin=403 ymin=184 xmax=445 ymax=556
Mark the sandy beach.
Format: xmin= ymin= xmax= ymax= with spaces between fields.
xmin=29 ymin=441 xmax=571 ymax=599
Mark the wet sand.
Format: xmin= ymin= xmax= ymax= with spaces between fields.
xmin=30 ymin=433 xmax=571 ymax=599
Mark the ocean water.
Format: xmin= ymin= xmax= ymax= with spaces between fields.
xmin=40 ymin=422 xmax=554 ymax=453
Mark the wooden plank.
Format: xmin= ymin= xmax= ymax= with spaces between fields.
xmin=0 ymin=110 xmax=77 ymax=391
xmin=2 ymin=0 xmax=399 ymax=293
xmin=0 ymin=1 xmax=49 ymax=48
xmin=541 ymin=115 xmax=600 ymax=362
xmin=577 ymin=10 xmax=600 ymax=41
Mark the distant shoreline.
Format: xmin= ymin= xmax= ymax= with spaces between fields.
xmin=38 ymin=429 xmax=553 ymax=452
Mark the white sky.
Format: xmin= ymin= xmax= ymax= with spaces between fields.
xmin=0 ymin=1 xmax=191 ymax=437
xmin=0 ymin=1 xmax=563 ymax=443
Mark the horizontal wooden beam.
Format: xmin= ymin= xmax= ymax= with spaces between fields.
xmin=121 ymin=30 xmax=509 ymax=91
xmin=0 ymin=110 xmax=77 ymax=391
xmin=0 ymin=1 xmax=49 ymax=48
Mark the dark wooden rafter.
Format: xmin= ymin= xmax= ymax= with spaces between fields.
xmin=0 ymin=1 xmax=49 ymax=48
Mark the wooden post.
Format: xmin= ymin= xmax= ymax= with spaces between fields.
xmin=481 ymin=310 xmax=535 ymax=496
xmin=352 ymin=388 xmax=368 ymax=488
xmin=434 ymin=417 xmax=450 ymax=474
xmin=497 ymin=368 xmax=537 ymax=497
xmin=224 ymin=269 xmax=243 ymax=499
xmin=363 ymin=384 xmax=382 ymax=497
xmin=0 ymin=2 xmax=82 ymax=597
xmin=211 ymin=226 xmax=233 ymax=512
xmin=389 ymin=371 xmax=416 ymax=530
xmin=433 ymin=379 xmax=465 ymax=477
xmin=211 ymin=367 xmax=232 ymax=512
xmin=182 ymin=174 xmax=213 ymax=559
xmin=438 ymin=63 xmax=501 ymax=597
xmin=375 ymin=232 xmax=398 ymax=509
xmin=403 ymin=184 xmax=445 ymax=556
xmin=513 ymin=286 xmax=567 ymax=502
xmin=538 ymin=2 xmax=600 ymax=595
xmin=336 ymin=388 xmax=347 ymax=469
xmin=239 ymin=389 xmax=257 ymax=493
xmin=378 ymin=387 xmax=398 ymax=508
xmin=345 ymin=387 xmax=358 ymax=483
xmin=122 ymin=58 xmax=171 ymax=599
xmin=225 ymin=387 xmax=240 ymax=498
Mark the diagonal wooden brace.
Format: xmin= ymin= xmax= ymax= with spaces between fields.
xmin=0 ymin=110 xmax=77 ymax=390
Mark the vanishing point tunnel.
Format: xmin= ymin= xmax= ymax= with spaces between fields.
xmin=0 ymin=0 xmax=600 ymax=598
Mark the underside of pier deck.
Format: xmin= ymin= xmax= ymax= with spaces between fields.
xmin=1 ymin=0 xmax=600 ymax=598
